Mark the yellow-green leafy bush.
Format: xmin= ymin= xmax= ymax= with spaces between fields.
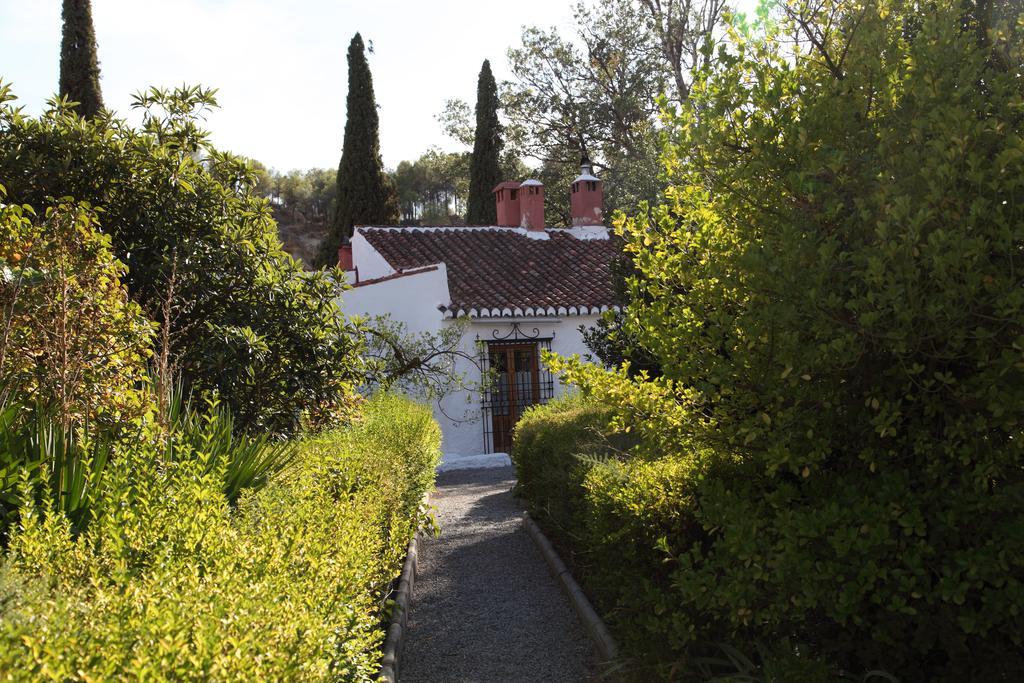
xmin=0 ymin=394 xmax=439 ymax=680
xmin=0 ymin=195 xmax=154 ymax=431
xmin=512 ymin=397 xmax=708 ymax=664
xmin=512 ymin=393 xmax=617 ymax=539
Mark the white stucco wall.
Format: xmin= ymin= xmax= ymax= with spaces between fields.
xmin=350 ymin=231 xmax=398 ymax=281
xmin=339 ymin=264 xmax=449 ymax=335
xmin=340 ymin=273 xmax=602 ymax=457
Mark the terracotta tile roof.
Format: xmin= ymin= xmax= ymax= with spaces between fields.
xmin=357 ymin=226 xmax=620 ymax=317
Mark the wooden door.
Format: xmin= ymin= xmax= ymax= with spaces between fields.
xmin=488 ymin=343 xmax=540 ymax=453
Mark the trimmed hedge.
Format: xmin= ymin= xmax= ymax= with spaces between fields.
xmin=0 ymin=394 xmax=440 ymax=680
xmin=516 ymin=392 xmax=1024 ymax=680
xmin=530 ymin=2 xmax=1024 ymax=681
xmin=513 ymin=393 xmax=615 ymax=544
xmin=513 ymin=396 xmax=709 ymax=671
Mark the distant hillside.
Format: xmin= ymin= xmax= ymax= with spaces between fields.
xmin=274 ymin=205 xmax=328 ymax=268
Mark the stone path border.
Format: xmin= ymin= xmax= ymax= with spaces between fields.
xmin=523 ymin=513 xmax=618 ymax=662
xmin=378 ymin=496 xmax=430 ymax=683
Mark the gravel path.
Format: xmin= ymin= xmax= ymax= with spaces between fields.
xmin=401 ymin=466 xmax=596 ymax=682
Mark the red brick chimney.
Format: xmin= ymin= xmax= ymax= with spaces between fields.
xmin=493 ymin=181 xmax=521 ymax=227
xmin=519 ymin=179 xmax=545 ymax=231
xmin=338 ymin=243 xmax=353 ymax=270
xmin=570 ymin=153 xmax=603 ymax=226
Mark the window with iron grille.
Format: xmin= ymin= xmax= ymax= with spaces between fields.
xmin=478 ymin=325 xmax=555 ymax=454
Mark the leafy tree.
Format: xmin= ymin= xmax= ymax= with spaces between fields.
xmin=242 ymin=158 xmax=274 ymax=200
xmin=258 ymin=167 xmax=336 ymax=223
xmin=59 ymin=0 xmax=104 ymax=118
xmin=498 ymin=0 xmax=728 ymax=223
xmin=466 ymin=60 xmax=503 ymax=225
xmin=437 ymin=98 xmax=475 ymax=147
xmin=503 ymin=1 xmax=665 ymax=220
xmin=322 ymin=33 xmax=399 ymax=263
xmin=637 ymin=0 xmax=729 ymax=103
xmin=303 ymin=168 xmax=337 ymax=220
xmin=551 ymin=0 xmax=1024 ymax=678
xmin=579 ymin=251 xmax=660 ymax=377
xmin=0 ymin=83 xmax=363 ymax=435
xmin=565 ymin=0 xmax=729 ymax=377
xmin=438 ymin=98 xmax=528 ymax=191
xmin=278 ymin=170 xmax=312 ymax=221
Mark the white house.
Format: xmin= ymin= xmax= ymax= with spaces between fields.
xmin=338 ymin=158 xmax=618 ymax=464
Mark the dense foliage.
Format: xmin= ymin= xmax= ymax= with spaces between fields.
xmin=466 ymin=60 xmax=503 ymax=225
xmin=0 ymin=194 xmax=153 ymax=430
xmin=0 ymin=394 xmax=440 ymax=680
xmin=323 ymin=33 xmax=400 ymax=262
xmin=268 ymin=167 xmax=337 ymax=223
xmin=515 ymin=399 xmax=835 ymax=680
xmin=505 ymin=0 xmax=667 ymax=222
xmin=0 ymin=390 xmax=296 ymax=548
xmin=58 ymin=0 xmax=104 ymax=118
xmin=513 ymin=394 xmax=619 ymax=550
xmin=580 ymin=246 xmax=661 ymax=377
xmin=435 ymin=0 xmax=726 ymax=223
xmin=0 ymin=83 xmax=362 ymax=435
xmin=540 ymin=0 xmax=1024 ymax=680
xmin=512 ymin=398 xmax=710 ymax=675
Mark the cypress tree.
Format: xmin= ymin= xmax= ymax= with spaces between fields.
xmin=59 ymin=0 xmax=104 ymax=118
xmin=324 ymin=33 xmax=399 ymax=264
xmin=466 ymin=60 xmax=503 ymax=225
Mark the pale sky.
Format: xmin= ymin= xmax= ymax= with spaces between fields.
xmin=0 ymin=0 xmax=578 ymax=172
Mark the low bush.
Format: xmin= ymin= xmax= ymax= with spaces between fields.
xmin=513 ymin=398 xmax=888 ymax=681
xmin=512 ymin=393 xmax=616 ymax=542
xmin=512 ymin=397 xmax=707 ymax=667
xmin=0 ymin=394 xmax=440 ymax=680
xmin=0 ymin=390 xmax=301 ymax=546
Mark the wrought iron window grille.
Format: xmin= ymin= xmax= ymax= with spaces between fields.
xmin=477 ymin=323 xmax=555 ymax=454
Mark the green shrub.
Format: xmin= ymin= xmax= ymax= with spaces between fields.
xmin=0 ymin=195 xmax=154 ymax=431
xmin=512 ymin=397 xmax=712 ymax=668
xmin=0 ymin=389 xmax=299 ymax=546
xmin=0 ymin=394 xmax=440 ymax=680
xmin=514 ymin=397 xmax=896 ymax=681
xmin=512 ymin=393 xmax=615 ymax=538
xmin=549 ymin=1 xmax=1024 ymax=680
xmin=162 ymin=394 xmax=296 ymax=506
xmin=581 ymin=456 xmax=705 ymax=654
xmin=0 ymin=402 xmax=115 ymax=542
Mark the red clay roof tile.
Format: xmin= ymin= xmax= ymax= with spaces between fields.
xmin=357 ymin=226 xmax=619 ymax=314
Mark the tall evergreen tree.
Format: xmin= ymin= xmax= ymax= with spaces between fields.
xmin=59 ymin=0 xmax=104 ymax=118
xmin=466 ymin=60 xmax=503 ymax=225
xmin=323 ymin=33 xmax=399 ymax=265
